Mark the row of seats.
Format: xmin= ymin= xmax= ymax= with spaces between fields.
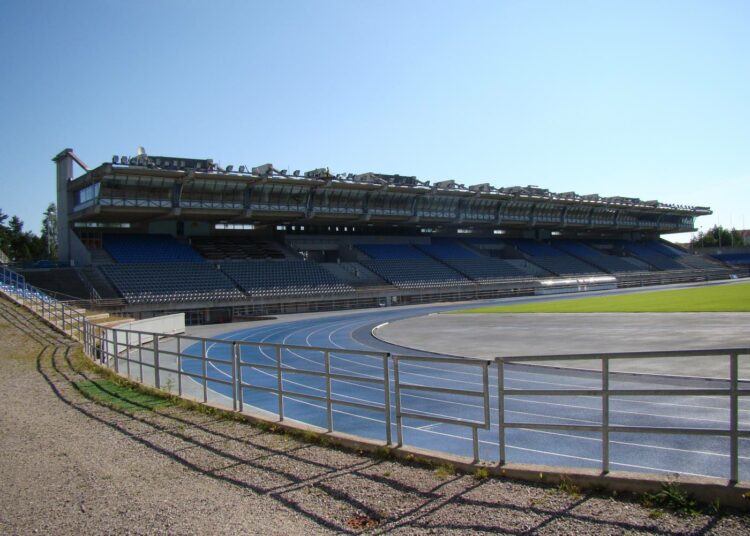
xmin=553 ymin=240 xmax=644 ymax=273
xmin=100 ymin=263 xmax=244 ymax=304
xmin=620 ymin=242 xmax=686 ymax=271
xmin=510 ymin=239 xmax=603 ymax=276
xmin=221 ymin=261 xmax=353 ymax=297
xmin=104 ymin=234 xmax=205 ymax=264
xmin=711 ymin=253 xmax=750 ymax=266
xmin=355 ymin=244 xmax=428 ymax=260
xmin=191 ymin=237 xmax=286 ymax=260
xmin=360 ymin=259 xmax=469 ymax=289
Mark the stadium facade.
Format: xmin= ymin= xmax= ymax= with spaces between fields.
xmin=49 ymin=147 xmax=729 ymax=323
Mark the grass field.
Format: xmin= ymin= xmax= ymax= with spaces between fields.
xmin=454 ymin=281 xmax=750 ymax=314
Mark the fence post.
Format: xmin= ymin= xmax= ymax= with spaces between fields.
xmin=234 ymin=341 xmax=243 ymax=413
xmin=393 ymin=357 xmax=403 ymax=448
xmin=383 ymin=354 xmax=392 ymax=446
xmin=112 ymin=329 xmax=119 ymax=373
xmin=276 ymin=346 xmax=284 ymax=421
xmin=176 ymin=336 xmax=182 ymax=397
xmin=602 ymin=357 xmax=610 ymax=474
xmin=153 ymin=335 xmax=160 ymax=389
xmin=201 ymin=339 xmax=208 ymax=403
xmin=730 ymin=352 xmax=739 ymax=483
xmin=324 ymin=350 xmax=333 ymax=433
xmin=497 ymin=358 xmax=506 ymax=465
xmin=230 ymin=341 xmax=238 ymax=411
xmin=138 ymin=332 xmax=144 ymax=383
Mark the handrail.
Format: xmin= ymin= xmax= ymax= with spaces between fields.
xmin=1 ymin=264 xmax=747 ymax=483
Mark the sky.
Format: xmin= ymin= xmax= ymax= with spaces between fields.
xmin=1 ymin=0 xmax=748 ymax=242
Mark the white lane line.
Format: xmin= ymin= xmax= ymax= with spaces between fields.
xmin=210 ymin=360 xmax=750 ymax=461
xmin=279 ymin=395 xmax=735 ymax=479
xmin=192 ymin=338 xmax=750 ymax=430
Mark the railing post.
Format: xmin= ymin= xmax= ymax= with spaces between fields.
xmin=730 ymin=352 xmax=739 ymax=484
xmin=497 ymin=358 xmax=506 ymax=465
xmin=393 ymin=356 xmax=403 ymax=448
xmin=234 ymin=342 xmax=243 ymax=413
xmin=138 ymin=332 xmax=144 ymax=383
xmin=176 ymin=336 xmax=182 ymax=397
xmin=602 ymin=357 xmax=610 ymax=474
xmin=201 ymin=339 xmax=208 ymax=403
xmin=383 ymin=354 xmax=392 ymax=445
xmin=324 ymin=350 xmax=333 ymax=432
xmin=230 ymin=341 xmax=238 ymax=411
xmin=153 ymin=335 xmax=160 ymax=389
xmin=276 ymin=346 xmax=284 ymax=421
xmin=112 ymin=329 xmax=119 ymax=373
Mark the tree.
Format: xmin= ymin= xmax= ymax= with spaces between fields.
xmin=41 ymin=203 xmax=58 ymax=259
xmin=690 ymin=225 xmax=743 ymax=248
xmin=0 ymin=209 xmax=48 ymax=262
xmin=0 ymin=209 xmax=8 ymax=261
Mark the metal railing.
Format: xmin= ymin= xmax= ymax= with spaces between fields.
xmin=497 ymin=351 xmax=750 ymax=483
xmin=2 ymin=265 xmax=748 ymax=482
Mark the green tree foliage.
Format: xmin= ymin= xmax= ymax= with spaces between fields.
xmin=0 ymin=207 xmax=51 ymax=262
xmin=40 ymin=203 xmax=58 ymax=259
xmin=690 ymin=225 xmax=743 ymax=248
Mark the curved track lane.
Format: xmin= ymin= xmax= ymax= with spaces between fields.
xmin=183 ymin=285 xmax=750 ymax=480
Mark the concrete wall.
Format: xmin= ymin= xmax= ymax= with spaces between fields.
xmin=106 ymin=313 xmax=185 ymax=354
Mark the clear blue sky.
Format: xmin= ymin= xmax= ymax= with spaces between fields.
xmin=1 ymin=0 xmax=748 ymax=241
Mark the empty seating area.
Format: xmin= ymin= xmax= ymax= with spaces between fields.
xmin=356 ymin=244 xmax=428 ymax=260
xmin=443 ymin=258 xmax=530 ymax=281
xmin=621 ymin=242 xmax=686 ymax=271
xmin=104 ymin=234 xmax=204 ymax=264
xmin=87 ymin=232 xmax=730 ymax=305
xmin=511 ymin=239 xmax=603 ymax=276
xmin=416 ymin=238 xmax=530 ymax=281
xmin=191 ymin=237 xmax=286 ymax=260
xmin=415 ymin=239 xmax=479 ymax=260
xmin=554 ymin=240 xmax=644 ymax=273
xmin=360 ymin=259 xmax=468 ymax=288
xmin=221 ymin=261 xmax=353 ymax=297
xmin=711 ymin=252 xmax=750 ymax=266
xmin=100 ymin=263 xmax=244 ymax=304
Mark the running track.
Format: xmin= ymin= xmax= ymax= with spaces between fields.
xmin=181 ymin=290 xmax=750 ymax=481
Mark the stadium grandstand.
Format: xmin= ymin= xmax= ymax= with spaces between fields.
xmin=25 ymin=146 xmax=737 ymax=323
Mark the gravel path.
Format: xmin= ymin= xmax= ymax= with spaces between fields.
xmin=0 ymin=296 xmax=748 ymax=535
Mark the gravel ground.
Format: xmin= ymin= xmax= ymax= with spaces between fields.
xmin=0 ymin=296 xmax=748 ymax=535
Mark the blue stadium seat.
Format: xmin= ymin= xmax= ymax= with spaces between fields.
xmin=103 ymin=234 xmax=204 ymax=264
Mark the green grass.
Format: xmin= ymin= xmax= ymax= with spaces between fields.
xmin=452 ymin=282 xmax=750 ymax=314
xmin=74 ymin=379 xmax=174 ymax=412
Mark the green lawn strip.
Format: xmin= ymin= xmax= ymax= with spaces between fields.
xmin=74 ymin=379 xmax=174 ymax=412
xmin=452 ymin=282 xmax=750 ymax=314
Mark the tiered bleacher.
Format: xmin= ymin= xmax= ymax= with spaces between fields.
xmin=100 ymin=234 xmax=249 ymax=303
xmin=711 ymin=252 xmax=750 ymax=266
xmin=620 ymin=242 xmax=686 ymax=271
xmin=103 ymin=234 xmax=204 ymax=263
xmin=357 ymin=243 xmax=469 ymax=288
xmin=221 ymin=260 xmax=353 ymax=297
xmin=511 ymin=239 xmax=603 ymax=276
xmin=553 ymin=240 xmax=644 ymax=274
xmin=416 ymin=239 xmax=529 ymax=281
xmin=191 ymin=237 xmax=286 ymax=260
xmin=100 ymin=263 xmax=244 ymax=303
xmin=642 ymin=241 xmax=721 ymax=270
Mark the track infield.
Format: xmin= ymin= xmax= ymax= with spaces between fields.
xmin=452 ymin=280 xmax=750 ymax=314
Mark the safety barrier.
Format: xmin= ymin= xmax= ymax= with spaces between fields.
xmin=1 ymin=265 xmax=747 ymax=483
